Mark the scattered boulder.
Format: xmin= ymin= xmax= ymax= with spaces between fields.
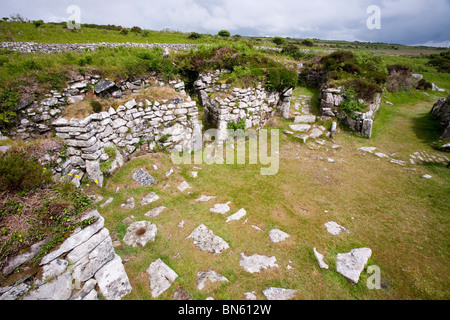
xmin=141 ymin=192 xmax=160 ymax=206
xmin=269 ymin=229 xmax=290 ymax=243
xmin=262 ymin=287 xmax=297 ymax=300
xmin=123 ymin=221 xmax=157 ymax=247
xmin=172 ymin=287 xmax=192 ymax=300
xmin=196 ymin=195 xmax=216 ymax=202
xmin=145 ymin=206 xmax=166 ymax=218
xmin=121 ymin=197 xmax=135 ymax=209
xmin=336 ymin=248 xmax=372 ymax=284
xmin=239 ymin=253 xmax=279 ymax=274
xmin=186 ymin=224 xmax=230 ymax=254
xmin=132 ymin=169 xmax=155 ymax=186
xmin=289 ymin=124 xmax=311 ymax=132
xmin=210 ymin=202 xmax=231 ymax=214
xmin=313 ymin=248 xmax=329 ymax=270
xmin=146 ymin=259 xmax=178 ymax=298
xmin=324 ymin=221 xmax=350 ymax=236
xmin=196 ymin=270 xmax=229 ymax=290
xmin=177 ymin=181 xmax=191 ymax=192
xmin=226 ymin=208 xmax=247 ymax=223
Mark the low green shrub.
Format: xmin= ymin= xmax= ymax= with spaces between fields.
xmin=0 ymin=153 xmax=53 ymax=192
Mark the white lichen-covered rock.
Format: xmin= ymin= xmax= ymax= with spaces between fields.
xmin=123 ymin=221 xmax=157 ymax=247
xmin=141 ymin=192 xmax=160 ymax=206
xmin=226 ymin=208 xmax=247 ymax=223
xmin=210 ymin=202 xmax=231 ymax=214
xmin=145 ymin=206 xmax=166 ymax=218
xmin=262 ymin=287 xmax=297 ymax=300
xmin=177 ymin=181 xmax=191 ymax=192
xmin=132 ymin=168 xmax=155 ymax=186
xmin=336 ymin=248 xmax=372 ymax=284
xmin=196 ymin=270 xmax=229 ymax=290
xmin=95 ymin=254 xmax=132 ymax=300
xmin=324 ymin=221 xmax=350 ymax=236
xmin=146 ymin=259 xmax=178 ymax=298
xmin=239 ymin=253 xmax=279 ymax=273
xmin=313 ymin=248 xmax=329 ymax=270
xmin=187 ymin=224 xmax=230 ymax=254
xmin=269 ymin=229 xmax=290 ymax=243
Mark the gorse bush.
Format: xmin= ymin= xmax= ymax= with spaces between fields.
xmin=0 ymin=153 xmax=53 ymax=192
xmin=428 ymin=50 xmax=450 ymax=73
xmin=0 ymin=89 xmax=19 ymax=124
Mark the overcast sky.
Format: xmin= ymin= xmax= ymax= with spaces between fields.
xmin=1 ymin=0 xmax=450 ymax=46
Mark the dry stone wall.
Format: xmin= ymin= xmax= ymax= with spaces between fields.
xmin=194 ymin=70 xmax=292 ymax=140
xmin=52 ymin=96 xmax=198 ymax=187
xmin=319 ymin=87 xmax=381 ymax=138
xmin=0 ymin=41 xmax=197 ymax=54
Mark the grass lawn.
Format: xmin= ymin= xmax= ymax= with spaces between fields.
xmin=92 ymin=87 xmax=449 ymax=300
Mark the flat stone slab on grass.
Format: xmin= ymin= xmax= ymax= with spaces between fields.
xmin=262 ymin=287 xmax=297 ymax=300
xmin=132 ymin=168 xmax=155 ymax=186
xmin=123 ymin=221 xmax=157 ymax=247
xmin=294 ymin=115 xmax=316 ymax=123
xmin=226 ymin=208 xmax=247 ymax=223
xmin=269 ymin=229 xmax=290 ymax=243
xmin=196 ymin=270 xmax=229 ymax=290
xmin=177 ymin=181 xmax=191 ymax=192
xmin=309 ymin=128 xmax=323 ymax=139
xmin=121 ymin=197 xmax=135 ymax=209
xmin=313 ymin=248 xmax=329 ymax=270
xmin=325 ymin=221 xmax=350 ymax=236
xmin=145 ymin=206 xmax=166 ymax=218
xmin=239 ymin=253 xmax=279 ymax=274
xmin=187 ymin=224 xmax=230 ymax=254
xmin=289 ymin=124 xmax=311 ymax=132
xmin=94 ymin=254 xmax=132 ymax=300
xmin=196 ymin=195 xmax=216 ymax=202
xmin=336 ymin=248 xmax=372 ymax=284
xmin=146 ymin=259 xmax=178 ymax=298
xmin=358 ymin=147 xmax=377 ymax=153
xmin=210 ymin=202 xmax=231 ymax=214
xmin=141 ymin=192 xmax=160 ymax=206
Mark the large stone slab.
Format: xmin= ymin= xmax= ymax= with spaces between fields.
xmin=324 ymin=221 xmax=349 ymax=236
xmin=132 ymin=168 xmax=155 ymax=186
xmin=269 ymin=229 xmax=290 ymax=243
xmin=210 ymin=202 xmax=231 ymax=214
xmin=239 ymin=253 xmax=279 ymax=274
xmin=289 ymin=124 xmax=311 ymax=132
xmin=336 ymin=248 xmax=372 ymax=284
xmin=196 ymin=270 xmax=229 ymax=290
xmin=40 ymin=211 xmax=104 ymax=265
xmin=123 ymin=221 xmax=157 ymax=247
xmin=141 ymin=192 xmax=160 ymax=206
xmin=187 ymin=224 xmax=230 ymax=254
xmin=146 ymin=259 xmax=178 ymax=298
xmin=294 ymin=115 xmax=316 ymax=123
xmin=262 ymin=287 xmax=297 ymax=300
xmin=226 ymin=208 xmax=247 ymax=223
xmin=95 ymin=253 xmax=132 ymax=300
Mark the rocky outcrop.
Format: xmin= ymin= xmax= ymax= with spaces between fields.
xmin=431 ymin=96 xmax=450 ymax=141
xmin=319 ymin=87 xmax=381 ymax=138
xmin=194 ymin=70 xmax=292 ymax=140
xmin=0 ymin=210 xmax=132 ymax=300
